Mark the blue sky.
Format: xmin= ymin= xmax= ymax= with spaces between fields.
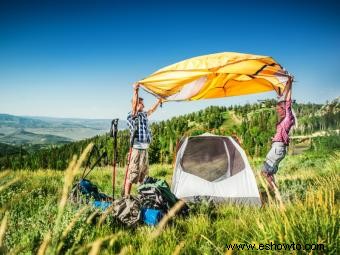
xmin=0 ymin=0 xmax=339 ymax=120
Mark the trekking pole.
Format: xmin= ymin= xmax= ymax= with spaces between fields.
xmin=110 ymin=119 xmax=119 ymax=200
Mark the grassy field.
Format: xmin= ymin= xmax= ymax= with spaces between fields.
xmin=0 ymin=145 xmax=339 ymax=254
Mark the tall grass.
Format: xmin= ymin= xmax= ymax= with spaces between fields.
xmin=0 ymin=147 xmax=338 ymax=254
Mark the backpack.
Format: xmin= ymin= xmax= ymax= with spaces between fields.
xmin=112 ymin=196 xmax=141 ymax=226
xmin=138 ymin=176 xmax=189 ymax=216
xmin=69 ymin=179 xmax=111 ymax=204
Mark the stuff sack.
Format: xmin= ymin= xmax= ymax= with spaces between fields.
xmin=141 ymin=208 xmax=164 ymax=226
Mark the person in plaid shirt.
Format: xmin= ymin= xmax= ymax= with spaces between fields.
xmin=124 ymin=83 xmax=163 ymax=196
xmin=262 ymin=77 xmax=295 ymax=190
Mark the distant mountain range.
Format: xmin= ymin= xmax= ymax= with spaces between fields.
xmin=0 ymin=129 xmax=73 ymax=145
xmin=0 ymin=114 xmax=127 ymax=149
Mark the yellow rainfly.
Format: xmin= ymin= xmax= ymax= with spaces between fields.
xmin=138 ymin=52 xmax=291 ymax=101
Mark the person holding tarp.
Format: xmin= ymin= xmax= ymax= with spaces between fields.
xmin=124 ymin=83 xmax=163 ymax=196
xmin=261 ymin=77 xmax=295 ymax=190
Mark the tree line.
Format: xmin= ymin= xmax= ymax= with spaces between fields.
xmin=1 ymin=99 xmax=339 ymax=170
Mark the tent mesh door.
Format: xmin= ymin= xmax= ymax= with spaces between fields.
xmin=181 ymin=137 xmax=228 ymax=181
xmin=180 ymin=136 xmax=246 ymax=182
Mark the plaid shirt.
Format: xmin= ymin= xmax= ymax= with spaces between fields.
xmin=127 ymin=111 xmax=152 ymax=144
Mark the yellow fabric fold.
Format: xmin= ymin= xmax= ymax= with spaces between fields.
xmin=138 ymin=52 xmax=290 ymax=101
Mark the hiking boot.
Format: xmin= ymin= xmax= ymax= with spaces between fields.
xmin=261 ymin=171 xmax=276 ymax=191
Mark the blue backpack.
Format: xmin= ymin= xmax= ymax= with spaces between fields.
xmin=70 ymin=179 xmax=111 ymax=204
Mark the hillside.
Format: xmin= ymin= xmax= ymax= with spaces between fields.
xmin=0 ymin=101 xmax=339 ymax=253
xmin=0 ymin=138 xmax=338 ymax=254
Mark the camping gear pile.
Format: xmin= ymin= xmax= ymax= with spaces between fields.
xmin=69 ymin=176 xmax=188 ymax=227
xmin=112 ymin=176 xmax=189 ymax=226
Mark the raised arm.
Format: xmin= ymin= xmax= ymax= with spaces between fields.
xmin=284 ymin=77 xmax=293 ymax=101
xmin=131 ymin=83 xmax=139 ymax=116
xmin=283 ymin=77 xmax=294 ymax=127
xmin=147 ymin=98 xmax=163 ymax=117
